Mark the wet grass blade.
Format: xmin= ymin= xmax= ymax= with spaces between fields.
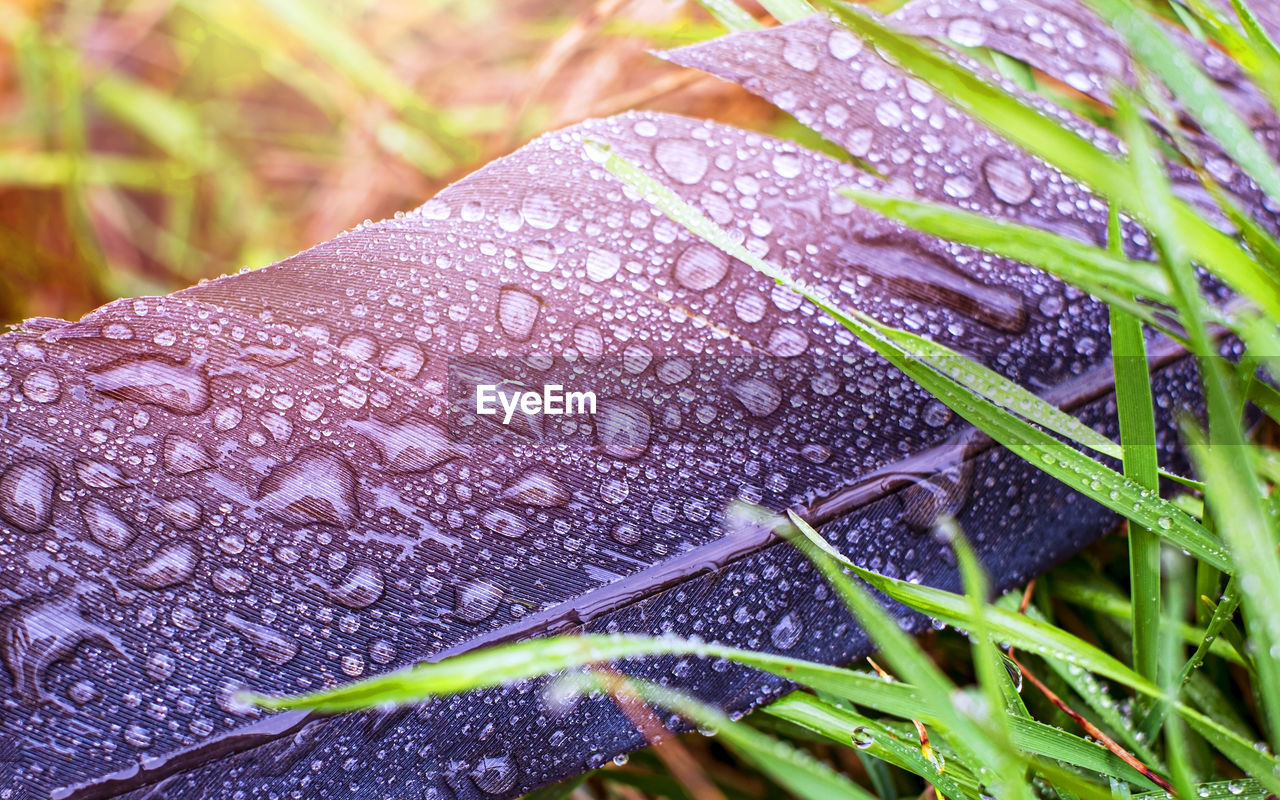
xmin=1105 ymin=206 xmax=1162 ymax=687
xmin=813 ymin=0 xmax=1280 ymax=322
xmin=589 ymin=140 xmax=1227 ymax=571
xmin=835 ymin=187 xmax=1175 ymax=315
xmin=695 ymin=0 xmax=761 ymax=30
xmin=759 ymin=0 xmax=815 ymax=22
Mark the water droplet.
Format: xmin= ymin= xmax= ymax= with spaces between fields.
xmin=782 ymin=38 xmax=818 ymax=71
xmin=338 ymin=333 xmax=378 ymax=363
xmin=124 ymin=724 xmax=153 ymax=749
xmin=573 ymin=325 xmax=605 ymax=361
xmin=770 ymin=612 xmax=802 ymax=650
xmin=623 ymin=343 xmax=653 ymax=374
xmin=80 ymin=498 xmax=137 ymax=550
xmin=161 ymin=496 xmax=202 ymax=530
xmin=0 ymin=459 xmax=57 ymax=533
xmin=654 ymin=138 xmax=709 ymax=186
xmin=471 ymin=754 xmax=518 ymax=794
xmin=212 ymin=567 xmax=251 ymax=594
xmin=129 ymin=540 xmax=200 ymax=589
xmin=501 ymin=470 xmax=569 ymax=507
xmin=851 ymin=725 xmax=874 ymax=749
xmin=325 ymin=563 xmax=384 ymax=609
xmin=481 ymin=508 xmax=528 ymax=539
xmin=521 ymin=193 xmax=561 ymax=230
xmin=89 ymin=356 xmax=210 ymax=415
xmin=827 ymin=28 xmax=863 ymax=59
xmin=611 ymin=522 xmax=642 ymax=545
xmin=595 ymin=400 xmax=652 ymax=460
xmin=521 ymin=240 xmax=558 ymax=272
xmin=213 ymin=405 xmax=243 ymax=431
xmin=983 ymin=156 xmax=1034 ymax=205
xmin=586 ymin=249 xmax=621 ymax=283
xmin=730 ymin=378 xmax=783 ymax=417
xmin=735 ymin=292 xmax=768 ymax=323
xmin=225 ymin=612 xmax=298 ymax=665
xmin=350 ymin=417 xmax=459 ymax=473
xmin=0 ymin=592 xmax=121 ymax=702
xmin=767 ymin=326 xmax=809 ymax=357
xmin=674 ymin=243 xmax=730 ymax=291
xmin=256 ymin=448 xmax=359 ymax=527
xmin=380 ymin=341 xmax=426 ymax=380
xmin=455 ymin=580 xmax=502 ymax=623
xmin=497 ymin=287 xmax=542 ymax=341
xmin=21 ymin=368 xmax=60 ymax=403
xmin=163 ymin=434 xmax=217 ymax=475
xmin=947 ymin=17 xmax=987 ymax=47
xmin=74 ymin=459 xmax=128 ymax=489
xmin=146 ymin=650 xmax=176 ymax=681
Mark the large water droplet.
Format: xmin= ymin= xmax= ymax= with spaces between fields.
xmin=0 ymin=459 xmax=57 ymax=533
xmin=471 ymin=754 xmax=518 ymax=794
xmin=947 ymin=17 xmax=987 ymax=47
xmin=350 ymin=417 xmax=459 ymax=473
xmin=0 ymin=592 xmax=121 ymax=702
xmin=595 ymin=400 xmax=652 ymax=460
xmin=74 ymin=459 xmax=128 ymax=489
xmin=481 ymin=508 xmax=528 ymax=539
xmin=325 ymin=563 xmax=384 ymax=609
xmin=585 ymin=249 xmax=621 ymax=283
xmin=674 ymin=243 xmax=730 ymax=292
xmin=497 ymin=287 xmax=542 ymax=341
xmin=654 ymin=139 xmax=709 ymax=185
xmin=225 ymin=612 xmax=298 ymax=665
xmin=983 ymin=156 xmax=1034 ymax=205
xmin=521 ymin=241 xmax=558 ymax=272
xmin=770 ymin=612 xmax=803 ymax=650
xmin=80 ymin=498 xmax=136 ymax=550
xmin=130 ymin=540 xmax=200 ymax=589
xmin=256 ymin=448 xmax=359 ymax=527
xmin=455 ymin=580 xmax=502 ymax=623
xmin=501 ymin=469 xmax=569 ymax=507
xmin=21 ymin=368 xmax=60 ymax=404
xmin=163 ymin=434 xmax=217 ymax=475
xmin=89 ymin=356 xmax=210 ymax=415
xmin=767 ymin=326 xmax=809 ymax=357
xmin=521 ymin=193 xmax=562 ymax=230
xmin=211 ymin=567 xmax=251 ymax=594
xmin=782 ymin=38 xmax=818 ymax=71
xmin=161 ymin=496 xmax=202 ymax=530
xmin=338 ymin=333 xmax=378 ymax=363
xmin=380 ymin=341 xmax=426 ymax=380
xmin=730 ymin=378 xmax=783 ymax=417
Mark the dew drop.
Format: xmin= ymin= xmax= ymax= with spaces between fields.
xmin=455 ymin=580 xmax=502 ymax=623
xmin=129 ymin=540 xmax=200 ymax=590
xmin=163 ymin=434 xmax=217 ymax=475
xmin=80 ymin=498 xmax=137 ymax=550
xmin=730 ymin=377 xmax=783 ymax=417
xmin=654 ymin=139 xmax=709 ymax=185
xmin=521 ymin=193 xmax=562 ymax=230
xmin=380 ymin=341 xmax=426 ymax=380
xmin=497 ymin=287 xmax=542 ymax=341
xmin=325 ymin=563 xmax=384 ymax=609
xmin=501 ymin=469 xmax=570 ymax=507
xmin=74 ymin=459 xmax=127 ymax=489
xmin=225 ymin=612 xmax=298 ymax=665
xmin=947 ymin=17 xmax=987 ymax=47
xmin=21 ymin=368 xmax=60 ymax=403
xmin=770 ymin=612 xmax=803 ymax=650
xmin=256 ymin=448 xmax=359 ymax=527
xmin=89 ymin=356 xmax=210 ymax=415
xmin=595 ymin=400 xmax=652 ymax=460
xmin=983 ymin=156 xmax=1034 ymax=205
xmin=674 ymin=243 xmax=730 ymax=291
xmin=0 ymin=459 xmax=57 ymax=533
xmin=585 ymin=249 xmax=621 ymax=283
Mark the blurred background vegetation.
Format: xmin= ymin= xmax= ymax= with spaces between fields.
xmin=0 ymin=0 xmax=794 ymax=325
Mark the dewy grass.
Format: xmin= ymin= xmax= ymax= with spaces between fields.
xmin=248 ymin=1 xmax=1280 ymax=798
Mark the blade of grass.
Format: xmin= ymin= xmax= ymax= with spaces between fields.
xmin=587 ymin=139 xmax=1228 ymax=571
xmin=812 ymin=0 xmax=1280 ymax=323
xmin=695 ymin=0 xmax=761 ymax=30
xmin=1105 ymin=204 xmax=1162 ymax=688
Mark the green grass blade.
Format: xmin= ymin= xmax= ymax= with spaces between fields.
xmin=835 ymin=187 xmax=1175 ymax=313
xmin=587 ymin=140 xmax=1227 ymax=572
xmin=1116 ymin=91 xmax=1280 ymax=744
xmin=695 ymin=0 xmax=761 ymax=30
xmin=759 ymin=0 xmax=815 ymax=22
xmin=1105 ymin=206 xmax=1162 ymax=687
xmin=1084 ymin=0 xmax=1280 ymax=205
xmin=813 ymin=0 xmax=1280 ymax=322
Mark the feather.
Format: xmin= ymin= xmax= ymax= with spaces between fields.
xmin=0 ymin=7 xmax=1242 ymax=799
